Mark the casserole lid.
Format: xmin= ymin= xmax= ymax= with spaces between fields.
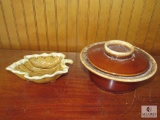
xmin=87 ymin=40 xmax=149 ymax=76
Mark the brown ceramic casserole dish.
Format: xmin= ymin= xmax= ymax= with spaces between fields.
xmin=80 ymin=40 xmax=157 ymax=93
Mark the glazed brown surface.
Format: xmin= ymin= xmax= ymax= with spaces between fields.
xmin=89 ymin=71 xmax=139 ymax=93
xmin=108 ymin=44 xmax=130 ymax=52
xmin=0 ymin=50 xmax=160 ymax=120
xmin=87 ymin=44 xmax=149 ymax=76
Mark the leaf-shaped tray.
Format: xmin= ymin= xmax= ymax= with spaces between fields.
xmin=6 ymin=53 xmax=73 ymax=83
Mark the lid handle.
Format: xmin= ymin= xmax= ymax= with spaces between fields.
xmin=104 ymin=40 xmax=134 ymax=59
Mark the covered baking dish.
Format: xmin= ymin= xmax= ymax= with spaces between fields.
xmin=80 ymin=40 xmax=157 ymax=93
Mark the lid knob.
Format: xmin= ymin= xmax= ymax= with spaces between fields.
xmin=104 ymin=40 xmax=134 ymax=59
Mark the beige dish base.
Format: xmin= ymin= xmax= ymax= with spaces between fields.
xmin=15 ymin=73 xmax=62 ymax=83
